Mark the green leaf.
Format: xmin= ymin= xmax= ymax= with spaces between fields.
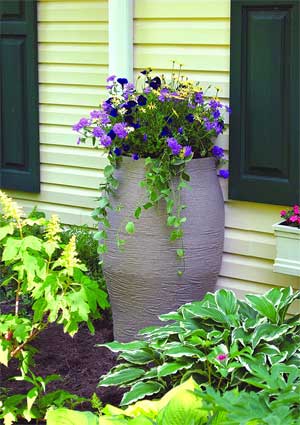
xmin=26 ymin=386 xmax=38 ymax=413
xmin=167 ymin=216 xmax=177 ymax=227
xmin=104 ymin=164 xmax=114 ymax=178
xmin=251 ymin=323 xmax=290 ymax=348
xmin=143 ymin=202 xmax=153 ymax=210
xmin=176 ymin=249 xmax=185 ymax=258
xmin=119 ymin=350 xmax=154 ymax=365
xmin=216 ymin=289 xmax=238 ymax=316
xmin=46 ymin=408 xmax=98 ymax=425
xmin=125 ymin=221 xmax=135 ymax=234
xmin=157 ymin=361 xmax=193 ymax=378
xmin=0 ymin=222 xmax=14 ymax=241
xmin=2 ymin=238 xmax=21 ymax=261
xmin=21 ymin=235 xmax=42 ymax=251
xmin=134 ymin=207 xmax=142 ymax=219
xmin=165 ymin=345 xmax=205 ymax=360
xmin=98 ymin=340 xmax=147 ymax=352
xmin=98 ymin=197 xmax=110 ymax=209
xmin=120 ymin=381 xmax=163 ymax=406
xmin=99 ymin=368 xmax=145 ymax=387
xmin=246 ymin=294 xmax=278 ymax=323
xmin=0 ymin=343 xmax=9 ymax=366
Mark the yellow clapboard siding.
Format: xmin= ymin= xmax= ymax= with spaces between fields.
xmin=38 ymin=23 xmax=108 ymax=43
xmin=224 ymin=228 xmax=276 ymax=260
xmin=135 ymin=19 xmax=230 ymax=45
xmin=38 ymin=0 xmax=108 ymax=22
xmin=39 ymin=64 xmax=108 ymax=86
xmin=220 ymin=253 xmax=300 ymax=288
xmin=11 ymin=198 xmax=96 ymax=227
xmin=8 ymin=184 xmax=99 ymax=210
xmin=41 ymin=164 xmax=104 ymax=189
xmin=39 ymin=104 xmax=96 ymax=126
xmin=40 ymin=124 xmax=90 ymax=146
xmin=39 ymin=44 xmax=108 ymax=65
xmin=40 ymin=144 xmax=108 ymax=169
xmin=135 ymin=45 xmax=230 ymax=72
xmin=135 ymin=0 xmax=230 ymax=19
xmin=225 ymin=201 xmax=286 ymax=234
xmin=39 ymin=84 xmax=105 ymax=107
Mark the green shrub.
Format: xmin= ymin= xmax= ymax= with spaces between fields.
xmin=98 ymin=286 xmax=300 ymax=405
xmin=0 ymin=191 xmax=109 ymax=424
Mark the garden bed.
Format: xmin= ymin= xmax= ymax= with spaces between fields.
xmin=0 ymin=311 xmax=122 ymax=407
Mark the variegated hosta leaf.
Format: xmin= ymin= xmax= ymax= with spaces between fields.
xmin=96 ymin=340 xmax=147 ymax=353
xmin=164 ymin=344 xmax=205 ymax=360
xmin=118 ymin=349 xmax=154 ymax=365
xmin=251 ymin=323 xmax=290 ymax=348
xmin=120 ymin=381 xmax=163 ymax=406
xmin=246 ymin=294 xmax=278 ymax=324
xmin=98 ymin=367 xmax=145 ymax=387
xmin=157 ymin=361 xmax=193 ymax=378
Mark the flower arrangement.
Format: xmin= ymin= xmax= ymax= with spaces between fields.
xmin=280 ymin=205 xmax=300 ymax=228
xmin=72 ymin=67 xmax=230 ymax=262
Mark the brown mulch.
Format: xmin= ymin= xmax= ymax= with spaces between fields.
xmin=0 ymin=310 xmax=123 ymax=409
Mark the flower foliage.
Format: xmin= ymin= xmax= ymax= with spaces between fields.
xmin=280 ymin=205 xmax=300 ymax=228
xmin=73 ymin=68 xmax=230 ymax=265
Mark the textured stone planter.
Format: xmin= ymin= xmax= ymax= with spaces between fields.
xmin=104 ymin=157 xmax=225 ymax=342
xmin=273 ymin=222 xmax=300 ymax=276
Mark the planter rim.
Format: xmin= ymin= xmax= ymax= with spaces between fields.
xmin=273 ymin=221 xmax=300 ymax=234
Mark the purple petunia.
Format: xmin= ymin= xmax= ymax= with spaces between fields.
xmin=185 ymin=113 xmax=194 ymax=123
xmin=226 ymin=105 xmax=232 ymax=114
xmin=114 ymin=147 xmax=122 ymax=156
xmin=93 ymin=126 xmax=105 ymax=138
xmin=219 ymin=169 xmax=229 ymax=179
xmin=143 ymin=134 xmax=148 ymax=141
xmin=211 ymin=145 xmax=224 ymax=158
xmin=158 ymin=88 xmax=169 ymax=102
xmin=178 ymin=127 xmax=183 ymax=134
xmin=144 ymin=87 xmax=152 ymax=94
xmin=195 ymin=91 xmax=204 ymax=104
xmin=117 ymin=78 xmax=128 ymax=87
xmin=137 ymin=95 xmax=147 ymax=106
xmin=109 ymin=108 xmax=118 ymax=117
xmin=167 ymin=137 xmax=182 ymax=155
xmin=100 ymin=135 xmax=112 ymax=147
xmin=113 ymin=123 xmax=128 ymax=139
xmin=90 ymin=110 xmax=102 ymax=119
xmin=72 ymin=117 xmax=89 ymax=132
xmin=106 ymin=75 xmax=116 ymax=82
xmin=213 ymin=110 xmax=221 ymax=119
xmin=183 ymin=146 xmax=193 ymax=157
xmin=107 ymin=129 xmax=116 ymax=140
xmin=132 ymin=153 xmax=139 ymax=160
xmin=122 ymin=143 xmax=130 ymax=152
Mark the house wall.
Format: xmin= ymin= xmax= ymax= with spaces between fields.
xmin=6 ymin=0 xmax=299 ymax=303
xmin=6 ymin=0 xmax=109 ymax=226
xmin=133 ymin=0 xmax=300 ymax=303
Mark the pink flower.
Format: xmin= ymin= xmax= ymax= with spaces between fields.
xmin=293 ymin=205 xmax=300 ymax=215
xmin=216 ymin=354 xmax=227 ymax=361
xmin=280 ymin=210 xmax=287 ymax=217
xmin=290 ymin=215 xmax=299 ymax=223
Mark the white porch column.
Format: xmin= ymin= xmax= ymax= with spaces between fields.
xmin=108 ymin=0 xmax=133 ymax=81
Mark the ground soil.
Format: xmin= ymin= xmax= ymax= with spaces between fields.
xmin=0 ymin=309 xmax=123 ymax=413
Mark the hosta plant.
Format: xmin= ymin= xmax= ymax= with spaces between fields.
xmin=45 ymin=366 xmax=300 ymax=425
xmin=98 ymin=286 xmax=300 ymax=405
xmin=0 ymin=191 xmax=109 ymax=423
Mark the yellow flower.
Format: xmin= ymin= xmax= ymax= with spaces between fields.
xmin=0 ymin=190 xmax=24 ymax=223
xmin=147 ymin=102 xmax=156 ymax=110
xmin=46 ymin=214 xmax=61 ymax=242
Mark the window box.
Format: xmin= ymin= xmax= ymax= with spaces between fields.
xmin=273 ymin=222 xmax=300 ymax=277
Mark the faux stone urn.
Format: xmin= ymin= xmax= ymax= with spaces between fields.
xmin=103 ymin=156 xmax=225 ymax=342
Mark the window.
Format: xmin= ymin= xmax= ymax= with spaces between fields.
xmin=229 ymin=0 xmax=300 ymax=205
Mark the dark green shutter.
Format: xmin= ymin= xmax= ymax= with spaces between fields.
xmin=229 ymin=0 xmax=300 ymax=205
xmin=0 ymin=0 xmax=40 ymax=192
